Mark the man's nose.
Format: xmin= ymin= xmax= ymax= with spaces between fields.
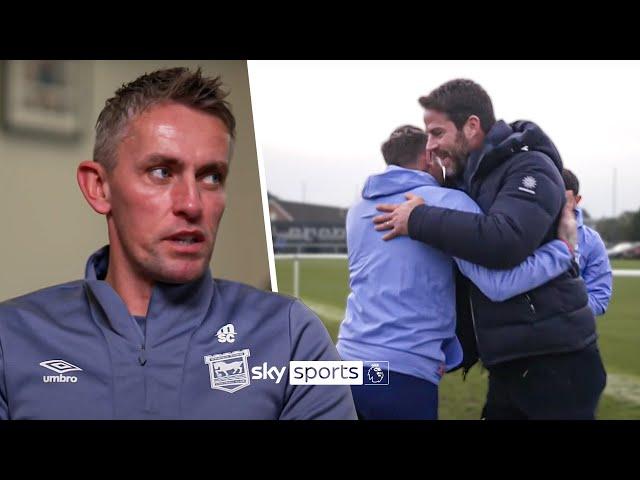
xmin=172 ymin=176 xmax=203 ymax=221
xmin=426 ymin=136 xmax=439 ymax=152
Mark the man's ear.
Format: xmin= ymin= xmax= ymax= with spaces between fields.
xmin=77 ymin=161 xmax=112 ymax=215
xmin=576 ymin=194 xmax=582 ymax=205
xmin=417 ymin=150 xmax=429 ymax=172
xmin=463 ymin=115 xmax=482 ymax=141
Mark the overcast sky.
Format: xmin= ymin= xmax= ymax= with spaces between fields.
xmin=249 ymin=60 xmax=640 ymax=219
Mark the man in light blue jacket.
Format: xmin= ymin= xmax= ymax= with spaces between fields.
xmin=562 ymin=168 xmax=613 ymax=316
xmin=337 ymin=126 xmax=576 ymax=419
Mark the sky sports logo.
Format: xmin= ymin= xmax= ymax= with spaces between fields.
xmin=288 ymin=361 xmax=389 ymax=385
xmin=207 ymin=351 xmax=390 ymax=392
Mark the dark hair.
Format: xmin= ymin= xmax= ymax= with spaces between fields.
xmin=381 ymin=125 xmax=427 ymax=167
xmin=418 ymin=78 xmax=496 ymax=132
xmin=94 ymin=67 xmax=236 ymax=170
xmin=562 ymin=168 xmax=580 ymax=196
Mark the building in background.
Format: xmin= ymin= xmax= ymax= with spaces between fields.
xmin=269 ymin=193 xmax=347 ymax=254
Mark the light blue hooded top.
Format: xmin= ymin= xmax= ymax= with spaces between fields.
xmin=575 ymin=208 xmax=613 ymax=316
xmin=336 ymin=166 xmax=574 ymax=385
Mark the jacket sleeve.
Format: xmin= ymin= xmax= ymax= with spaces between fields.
xmin=0 ymin=338 xmax=8 ymax=420
xmin=279 ymin=300 xmax=357 ymax=420
xmin=408 ymin=152 xmax=565 ymax=269
xmin=448 ymin=270 xmax=479 ymax=376
xmin=582 ymin=230 xmax=613 ymax=316
xmin=454 ymin=240 xmax=573 ymax=302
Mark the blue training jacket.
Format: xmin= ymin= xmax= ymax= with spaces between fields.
xmin=576 ymin=208 xmax=613 ymax=316
xmin=0 ymin=246 xmax=357 ymax=419
xmin=336 ymin=166 xmax=573 ymax=385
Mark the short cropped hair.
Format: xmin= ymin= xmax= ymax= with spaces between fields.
xmin=562 ymin=168 xmax=580 ymax=196
xmin=94 ymin=67 xmax=235 ymax=170
xmin=418 ymin=78 xmax=496 ymax=133
xmin=381 ymin=125 xmax=427 ymax=167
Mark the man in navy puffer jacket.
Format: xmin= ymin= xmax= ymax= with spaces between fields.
xmin=374 ymin=79 xmax=606 ymax=420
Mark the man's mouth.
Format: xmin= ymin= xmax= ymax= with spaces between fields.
xmin=166 ymin=231 xmax=206 ymax=245
xmin=175 ymin=238 xmax=198 ymax=245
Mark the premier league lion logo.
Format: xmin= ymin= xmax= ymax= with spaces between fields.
xmin=367 ymin=363 xmax=385 ymax=384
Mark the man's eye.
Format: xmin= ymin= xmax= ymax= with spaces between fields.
xmin=150 ymin=167 xmax=171 ymax=179
xmin=203 ymin=173 xmax=222 ymax=185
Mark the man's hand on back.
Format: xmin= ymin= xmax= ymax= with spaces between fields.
xmin=373 ymin=193 xmax=425 ymax=241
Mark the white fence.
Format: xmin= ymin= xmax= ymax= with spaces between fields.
xmin=275 ymin=253 xmax=347 ymax=297
xmin=612 ymin=270 xmax=640 ymax=277
xmin=275 ymin=253 xmax=640 ymax=297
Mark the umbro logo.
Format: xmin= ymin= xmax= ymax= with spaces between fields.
xmin=217 ymin=324 xmax=237 ymax=343
xmin=40 ymin=359 xmax=82 ymax=383
xmin=40 ymin=360 xmax=82 ymax=374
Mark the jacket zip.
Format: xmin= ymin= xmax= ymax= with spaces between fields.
xmin=139 ymin=344 xmax=147 ymax=366
xmin=130 ymin=316 xmax=147 ymax=366
xmin=463 ymin=295 xmax=480 ymax=381
xmin=130 ymin=316 xmax=152 ymax=412
xmin=524 ymin=294 xmax=536 ymax=314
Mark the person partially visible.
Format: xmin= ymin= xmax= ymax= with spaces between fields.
xmin=337 ymin=125 xmax=576 ymax=420
xmin=562 ymin=168 xmax=613 ymax=316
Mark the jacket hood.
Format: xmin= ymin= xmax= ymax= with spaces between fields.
xmin=362 ymin=165 xmax=439 ymax=199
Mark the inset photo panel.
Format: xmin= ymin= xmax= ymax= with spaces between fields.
xmin=248 ymin=60 xmax=640 ymax=420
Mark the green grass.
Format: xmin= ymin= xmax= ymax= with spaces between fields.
xmin=276 ymin=258 xmax=640 ymax=419
xmin=276 ymin=259 xmax=349 ymax=339
xmin=611 ymin=259 xmax=640 ymax=270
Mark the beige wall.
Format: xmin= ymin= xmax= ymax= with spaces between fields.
xmin=0 ymin=60 xmax=271 ymax=301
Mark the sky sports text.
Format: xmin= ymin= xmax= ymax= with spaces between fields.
xmin=251 ymin=361 xmax=389 ymax=385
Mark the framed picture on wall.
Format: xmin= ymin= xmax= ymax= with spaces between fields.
xmin=1 ymin=60 xmax=89 ymax=139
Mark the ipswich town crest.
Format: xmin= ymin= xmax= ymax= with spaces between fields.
xmin=204 ymin=349 xmax=251 ymax=393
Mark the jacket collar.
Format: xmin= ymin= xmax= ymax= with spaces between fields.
xmin=83 ymin=245 xmax=214 ymax=347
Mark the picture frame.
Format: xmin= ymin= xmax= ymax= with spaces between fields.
xmin=1 ymin=60 xmax=88 ymax=140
